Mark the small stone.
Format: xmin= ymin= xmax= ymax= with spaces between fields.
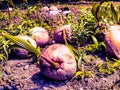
xmin=0 ymin=79 xmax=6 ymax=86
xmin=5 ymin=66 xmax=12 ymax=75
xmin=51 ymin=40 xmax=56 ymax=44
xmin=80 ymin=87 xmax=84 ymax=90
xmin=7 ymin=79 xmax=12 ymax=84
xmin=14 ymin=79 xmax=20 ymax=85
xmin=8 ymin=7 xmax=13 ymax=12
xmin=2 ymin=75 xmax=8 ymax=81
xmin=43 ymin=87 xmax=49 ymax=90
xmin=49 ymin=85 xmax=55 ymax=89
xmin=21 ymin=74 xmax=29 ymax=79
xmin=30 ymin=71 xmax=36 ymax=75
xmin=9 ymin=75 xmax=18 ymax=81
xmin=16 ymin=62 xmax=26 ymax=67
xmin=16 ymin=63 xmax=22 ymax=67
xmin=23 ymin=65 xmax=29 ymax=70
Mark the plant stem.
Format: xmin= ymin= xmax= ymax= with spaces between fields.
xmin=41 ymin=54 xmax=60 ymax=69
xmin=7 ymin=3 xmax=11 ymax=24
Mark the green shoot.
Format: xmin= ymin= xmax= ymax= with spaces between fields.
xmin=74 ymin=64 xmax=94 ymax=79
xmin=2 ymin=33 xmax=60 ymax=69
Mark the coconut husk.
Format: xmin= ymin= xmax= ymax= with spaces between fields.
xmin=40 ymin=44 xmax=77 ymax=80
xmin=104 ymin=25 xmax=120 ymax=59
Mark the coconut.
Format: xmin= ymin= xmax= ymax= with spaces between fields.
xmin=30 ymin=27 xmax=50 ymax=46
xmin=49 ymin=11 xmax=59 ymax=16
xmin=104 ymin=25 xmax=120 ymax=59
xmin=14 ymin=35 xmax=37 ymax=58
xmin=41 ymin=6 xmax=49 ymax=12
xmin=40 ymin=44 xmax=76 ymax=80
xmin=54 ymin=24 xmax=72 ymax=43
xmin=49 ymin=5 xmax=60 ymax=16
xmin=50 ymin=5 xmax=58 ymax=11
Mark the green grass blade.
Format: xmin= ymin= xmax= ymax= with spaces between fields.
xmin=91 ymin=1 xmax=104 ymax=21
xmin=77 ymin=55 xmax=82 ymax=69
xmin=117 ymin=6 xmax=120 ymax=23
xmin=110 ymin=3 xmax=118 ymax=23
xmin=91 ymin=35 xmax=98 ymax=49
xmin=63 ymin=30 xmax=79 ymax=60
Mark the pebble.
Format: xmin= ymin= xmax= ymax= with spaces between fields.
xmin=5 ymin=66 xmax=12 ymax=75
xmin=14 ymin=79 xmax=20 ymax=85
xmin=0 ymin=79 xmax=6 ymax=86
xmin=43 ymin=87 xmax=49 ymax=90
xmin=23 ymin=65 xmax=29 ymax=70
xmin=2 ymin=75 xmax=8 ymax=81
xmin=16 ymin=63 xmax=23 ymax=67
xmin=21 ymin=74 xmax=29 ymax=79
xmin=49 ymin=85 xmax=55 ymax=89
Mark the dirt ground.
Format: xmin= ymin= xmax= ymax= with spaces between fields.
xmin=0 ymin=54 xmax=120 ymax=90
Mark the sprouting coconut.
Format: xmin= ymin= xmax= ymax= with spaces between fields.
xmin=104 ymin=25 xmax=120 ymax=59
xmin=30 ymin=27 xmax=50 ymax=47
xmin=41 ymin=6 xmax=49 ymax=12
xmin=14 ymin=35 xmax=37 ymax=58
xmin=54 ymin=24 xmax=72 ymax=43
xmin=40 ymin=44 xmax=77 ymax=80
xmin=2 ymin=33 xmax=77 ymax=81
xmin=104 ymin=3 xmax=120 ymax=59
xmin=50 ymin=5 xmax=58 ymax=11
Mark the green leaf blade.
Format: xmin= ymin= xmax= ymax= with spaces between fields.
xmin=2 ymin=33 xmax=40 ymax=56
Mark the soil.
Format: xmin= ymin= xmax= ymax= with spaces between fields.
xmin=0 ymin=2 xmax=120 ymax=90
xmin=0 ymin=54 xmax=120 ymax=90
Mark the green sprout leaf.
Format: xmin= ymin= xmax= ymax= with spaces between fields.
xmin=63 ymin=30 xmax=79 ymax=60
xmin=91 ymin=35 xmax=98 ymax=50
xmin=2 ymin=33 xmax=40 ymax=57
xmin=117 ymin=6 xmax=120 ymax=23
xmin=2 ymin=33 xmax=60 ymax=69
xmin=92 ymin=1 xmax=105 ymax=21
xmin=92 ymin=3 xmax=101 ymax=21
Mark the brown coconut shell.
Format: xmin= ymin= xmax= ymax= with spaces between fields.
xmin=104 ymin=25 xmax=120 ymax=59
xmin=40 ymin=44 xmax=76 ymax=80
